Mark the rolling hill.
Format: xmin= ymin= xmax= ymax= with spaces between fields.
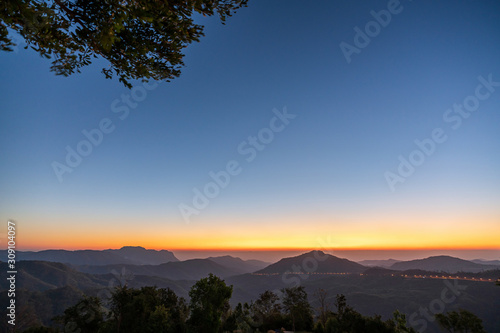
xmin=471 ymin=259 xmax=500 ymax=266
xmin=206 ymin=256 xmax=269 ymax=274
xmin=1 ymin=246 xmax=178 ymax=266
xmin=255 ymin=250 xmax=366 ymax=274
xmin=0 ymin=261 xmax=108 ymax=291
xmin=74 ymin=258 xmax=241 ymax=280
xmin=358 ymin=259 xmax=401 ymax=268
xmin=390 ymin=255 xmax=497 ymax=273
xmin=1 ymin=253 xmax=499 ymax=333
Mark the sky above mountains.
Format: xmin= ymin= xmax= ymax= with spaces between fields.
xmin=1 ymin=0 xmax=499 ymax=253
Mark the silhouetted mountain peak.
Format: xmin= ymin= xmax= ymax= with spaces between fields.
xmin=119 ymin=246 xmax=146 ymax=250
xmin=256 ymin=251 xmax=366 ymax=274
xmin=302 ymin=250 xmax=327 ymax=256
xmin=3 ymin=247 xmax=179 ymax=266
xmin=207 ymin=255 xmax=269 ymax=274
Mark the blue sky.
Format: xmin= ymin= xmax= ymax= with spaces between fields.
xmin=1 ymin=0 xmax=499 ymax=253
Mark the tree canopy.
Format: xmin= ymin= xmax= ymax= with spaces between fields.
xmin=19 ymin=275 xmax=489 ymax=333
xmin=187 ymin=273 xmax=233 ymax=333
xmin=0 ymin=0 xmax=248 ymax=87
xmin=435 ymin=309 xmax=487 ymax=333
xmin=281 ymin=286 xmax=314 ymax=332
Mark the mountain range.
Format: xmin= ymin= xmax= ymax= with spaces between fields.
xmin=389 ymin=255 xmax=499 ymax=273
xmin=2 ymin=250 xmax=498 ymax=333
xmin=75 ymin=258 xmax=246 ymax=280
xmin=358 ymin=259 xmax=401 ymax=268
xmin=3 ymin=247 xmax=499 ymax=275
xmin=1 ymin=246 xmax=179 ymax=265
xmin=256 ymin=250 xmax=366 ymax=274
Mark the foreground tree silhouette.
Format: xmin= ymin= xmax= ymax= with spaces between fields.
xmin=53 ymin=296 xmax=104 ymax=333
xmin=1 ymin=0 xmax=247 ymax=87
xmin=223 ymin=302 xmax=254 ymax=332
xmin=250 ymin=290 xmax=284 ymax=330
xmin=106 ymin=285 xmax=188 ymax=333
xmin=435 ymin=309 xmax=486 ymax=333
xmin=281 ymin=286 xmax=314 ymax=332
xmin=315 ymin=288 xmax=330 ymax=327
xmin=314 ymin=294 xmax=417 ymax=333
xmin=187 ymin=273 xmax=233 ymax=333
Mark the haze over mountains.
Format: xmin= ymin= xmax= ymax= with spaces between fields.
xmin=256 ymin=250 xmax=366 ymax=274
xmin=3 ymin=247 xmax=499 ymax=274
xmin=2 ymin=248 xmax=499 ymax=333
xmin=357 ymin=259 xmax=401 ymax=268
xmin=1 ymin=248 xmax=499 ymax=332
xmin=75 ymin=258 xmax=262 ymax=281
xmin=389 ymin=255 xmax=500 ymax=273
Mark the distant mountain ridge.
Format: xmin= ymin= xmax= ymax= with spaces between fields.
xmin=390 ymin=255 xmax=498 ymax=273
xmin=471 ymin=259 xmax=500 ymax=266
xmin=358 ymin=259 xmax=401 ymax=268
xmin=0 ymin=261 xmax=108 ymax=291
xmin=206 ymin=256 xmax=269 ymax=274
xmin=75 ymin=258 xmax=242 ymax=280
xmin=1 ymin=246 xmax=179 ymax=266
xmin=256 ymin=250 xmax=366 ymax=274
xmin=3 ymin=259 xmax=499 ymax=333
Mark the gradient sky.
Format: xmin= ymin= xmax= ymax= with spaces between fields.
xmin=1 ymin=0 xmax=499 ymax=257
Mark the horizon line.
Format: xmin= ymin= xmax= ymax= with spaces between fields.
xmin=9 ymin=246 xmax=500 ymax=252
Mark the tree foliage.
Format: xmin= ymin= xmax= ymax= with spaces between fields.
xmin=251 ymin=290 xmax=285 ymax=330
xmin=281 ymin=286 xmax=314 ymax=332
xmin=187 ymin=273 xmax=233 ymax=333
xmin=314 ymin=294 xmax=417 ymax=333
xmin=53 ymin=295 xmax=105 ymax=333
xmin=1 ymin=0 xmax=247 ymax=87
xmin=315 ymin=288 xmax=330 ymax=327
xmin=106 ymin=285 xmax=188 ymax=333
xmin=19 ymin=276 xmax=491 ymax=333
xmin=435 ymin=309 xmax=486 ymax=333
xmin=223 ymin=302 xmax=254 ymax=333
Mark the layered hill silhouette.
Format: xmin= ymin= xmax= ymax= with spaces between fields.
xmin=206 ymin=256 xmax=270 ymax=274
xmin=0 ymin=261 xmax=108 ymax=291
xmin=389 ymin=255 xmax=497 ymax=273
xmin=358 ymin=259 xmax=401 ymax=268
xmin=75 ymin=258 xmax=242 ymax=280
xmin=3 ymin=258 xmax=499 ymax=333
xmin=471 ymin=259 xmax=500 ymax=266
xmin=1 ymin=246 xmax=178 ymax=266
xmin=255 ymin=250 xmax=366 ymax=274
xmin=4 ymin=247 xmax=497 ymax=276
